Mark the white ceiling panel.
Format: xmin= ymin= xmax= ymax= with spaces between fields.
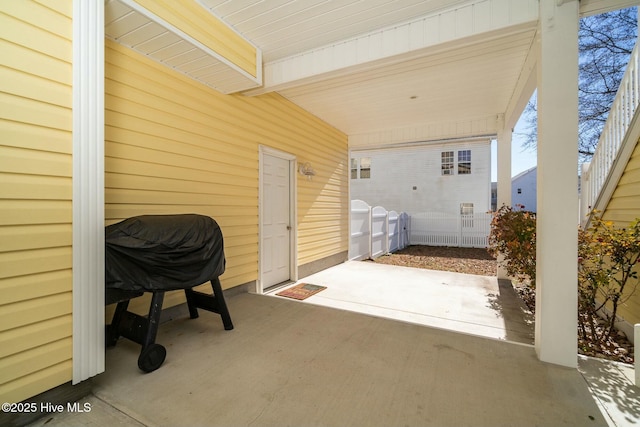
xmin=107 ymin=0 xmax=546 ymax=141
xmin=278 ymin=28 xmax=536 ymax=135
xmin=200 ymin=0 xmax=471 ymax=62
xmin=134 ymin=31 xmax=182 ymax=53
xmin=105 ymin=9 xmax=150 ymax=37
xmin=105 ymin=0 xmax=262 ymax=94
xmin=116 ymin=22 xmax=166 ymax=46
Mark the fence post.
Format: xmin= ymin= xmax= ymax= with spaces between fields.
xmin=371 ymin=206 xmax=388 ymax=259
xmin=350 ymin=199 xmax=372 ymax=260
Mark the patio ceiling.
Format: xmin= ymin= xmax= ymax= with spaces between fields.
xmin=209 ymin=0 xmax=539 ymax=143
xmin=106 ymin=0 xmax=640 ymax=145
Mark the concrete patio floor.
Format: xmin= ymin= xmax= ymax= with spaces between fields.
xmin=270 ymin=261 xmax=535 ymax=345
xmin=26 ymin=262 xmax=638 ymax=427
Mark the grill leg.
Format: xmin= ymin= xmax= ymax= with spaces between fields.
xmin=211 ymin=278 xmax=233 ymax=330
xmin=143 ymin=291 xmax=165 ymax=350
xmin=137 ymin=291 xmax=167 ymax=373
xmin=183 ymin=278 xmax=234 ymax=330
xmin=106 ymin=299 xmax=130 ymax=347
xmin=185 ymin=287 xmax=200 ymax=319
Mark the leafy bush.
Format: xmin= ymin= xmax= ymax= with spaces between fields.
xmin=578 ymin=213 xmax=640 ymax=346
xmin=487 ymin=205 xmax=537 ymax=286
xmin=489 ymin=207 xmax=639 ymax=361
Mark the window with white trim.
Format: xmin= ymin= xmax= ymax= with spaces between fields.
xmin=460 ymin=202 xmax=474 ymax=215
xmin=458 ymin=150 xmax=471 ymax=174
xmin=360 ymin=157 xmax=371 ymax=179
xmin=350 ymin=157 xmax=371 ymax=179
xmin=441 ymin=151 xmax=454 ymax=175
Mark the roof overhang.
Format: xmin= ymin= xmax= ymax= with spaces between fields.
xmin=104 ymin=0 xmax=640 ymax=146
xmin=105 ymin=0 xmax=262 ymax=94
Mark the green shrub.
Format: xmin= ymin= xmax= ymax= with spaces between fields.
xmin=487 ymin=205 xmax=537 ymax=287
xmin=578 ymin=213 xmax=640 ymax=345
xmin=489 ymin=206 xmax=640 ymax=356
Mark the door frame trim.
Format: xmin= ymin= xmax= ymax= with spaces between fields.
xmin=257 ymin=146 xmax=298 ymax=293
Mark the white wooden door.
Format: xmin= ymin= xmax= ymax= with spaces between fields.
xmin=261 ymin=153 xmax=291 ymax=289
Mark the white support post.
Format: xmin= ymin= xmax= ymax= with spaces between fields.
xmin=496 ymin=114 xmax=512 ymax=210
xmin=73 ymin=0 xmax=105 ymax=383
xmin=535 ymin=0 xmax=579 ymax=368
xmin=496 ymin=115 xmax=512 ymax=280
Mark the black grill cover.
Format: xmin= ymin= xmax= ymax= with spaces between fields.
xmin=105 ymin=214 xmax=225 ymax=291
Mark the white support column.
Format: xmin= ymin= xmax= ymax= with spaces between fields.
xmin=535 ymin=0 xmax=579 ymax=368
xmin=496 ymin=115 xmax=513 ymax=210
xmin=496 ymin=114 xmax=512 ymax=280
xmin=73 ymin=0 xmax=105 ymax=383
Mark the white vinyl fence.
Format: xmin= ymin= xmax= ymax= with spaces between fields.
xmin=349 ymin=200 xmax=491 ymax=260
xmin=409 ymin=212 xmax=492 ymax=248
xmin=350 ymin=200 xmax=372 ymax=261
xmin=349 ymin=200 xmax=409 ymax=260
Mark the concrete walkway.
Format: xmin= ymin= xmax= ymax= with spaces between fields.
xmin=25 ymin=262 xmax=637 ymax=427
xmin=271 ymin=261 xmax=534 ymax=345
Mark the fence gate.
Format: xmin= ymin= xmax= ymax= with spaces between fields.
xmin=349 ymin=200 xmax=409 ymax=260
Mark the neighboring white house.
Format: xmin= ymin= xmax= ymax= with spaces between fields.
xmin=512 ymin=166 xmax=537 ymax=212
xmin=350 ymin=138 xmax=492 ymax=215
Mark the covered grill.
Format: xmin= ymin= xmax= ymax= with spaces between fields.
xmin=105 ymin=214 xmax=233 ymax=372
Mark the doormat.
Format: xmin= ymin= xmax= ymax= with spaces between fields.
xmin=276 ymin=283 xmax=327 ymax=300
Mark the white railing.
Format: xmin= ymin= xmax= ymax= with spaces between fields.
xmin=581 ymin=40 xmax=640 ymax=224
xmin=409 ymin=212 xmax=492 ymax=248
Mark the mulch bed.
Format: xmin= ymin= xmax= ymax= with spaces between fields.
xmin=370 ymin=245 xmax=497 ymax=276
xmin=371 ymin=245 xmax=634 ymax=364
xmin=514 ymin=283 xmax=634 ymax=365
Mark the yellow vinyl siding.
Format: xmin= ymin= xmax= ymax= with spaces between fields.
xmin=0 ymin=338 xmax=72 ymax=385
xmin=0 ymin=361 xmax=73 ymax=409
xmin=132 ymin=0 xmax=257 ymax=77
xmin=0 ymin=0 xmax=73 ymax=404
xmin=0 ymin=271 xmax=72 ymax=306
xmin=603 ymin=138 xmax=640 ymax=326
xmin=0 ymin=316 xmax=71 ymax=359
xmin=105 ymin=40 xmax=347 ymax=314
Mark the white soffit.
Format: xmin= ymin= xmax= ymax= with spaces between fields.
xmin=280 ymin=25 xmax=537 ymax=138
xmin=104 ymin=0 xmax=262 ymax=94
xmin=579 ymin=0 xmax=640 ymax=17
xmin=246 ymin=0 xmax=539 ymax=94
